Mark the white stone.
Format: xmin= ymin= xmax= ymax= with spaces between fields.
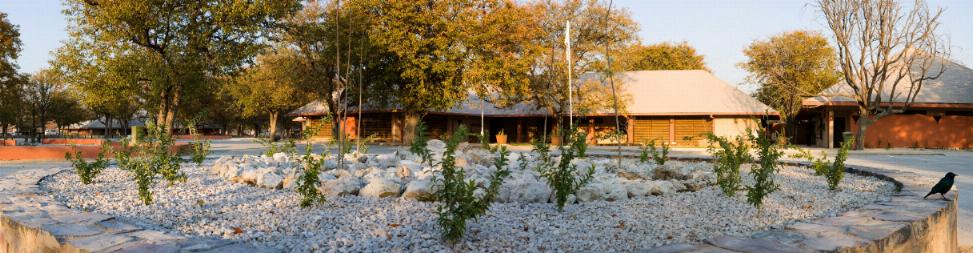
xmin=359 ymin=178 xmax=401 ymax=198
xmin=256 ymin=172 xmax=283 ymax=189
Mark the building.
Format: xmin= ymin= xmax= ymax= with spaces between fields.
xmin=794 ymin=59 xmax=973 ymax=149
xmin=288 ymin=70 xmax=777 ymax=146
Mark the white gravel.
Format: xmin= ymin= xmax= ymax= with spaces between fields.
xmin=40 ymin=156 xmax=894 ymax=252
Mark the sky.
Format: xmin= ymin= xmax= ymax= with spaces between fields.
xmin=1 ymin=0 xmax=971 ymax=92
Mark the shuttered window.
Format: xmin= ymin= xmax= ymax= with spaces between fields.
xmin=673 ymin=118 xmax=712 ymax=146
xmin=632 ymin=118 xmax=669 ymax=144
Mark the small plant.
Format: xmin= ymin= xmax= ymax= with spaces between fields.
xmin=706 ymin=134 xmax=750 ymax=197
xmin=827 ymin=136 xmax=854 ymax=191
xmin=531 ymin=138 xmax=552 ymax=172
xmin=187 ymin=121 xmax=211 ymax=166
xmin=648 ymin=139 xmax=670 ymax=165
xmin=297 ymin=144 xmax=327 ymax=207
xmin=747 ymin=130 xmax=783 ymax=210
xmin=65 ymin=142 xmax=110 ymax=184
xmin=409 ymin=121 xmax=431 ymax=164
xmin=517 ymin=151 xmax=529 ymax=171
xmin=435 ymin=126 xmax=510 ymax=243
xmin=115 ymin=121 xmax=186 ymax=205
xmin=356 ymin=133 xmax=379 ymax=154
xmin=539 ymin=125 xmax=595 ymax=211
xmin=639 ymin=141 xmax=651 ymax=163
xmin=571 ymin=128 xmax=588 ymax=158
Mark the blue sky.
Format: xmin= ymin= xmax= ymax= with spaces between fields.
xmin=2 ymin=0 xmax=970 ymax=92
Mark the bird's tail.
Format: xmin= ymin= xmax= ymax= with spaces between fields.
xmin=923 ymin=192 xmax=934 ymax=199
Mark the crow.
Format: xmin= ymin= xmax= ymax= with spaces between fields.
xmin=923 ymin=172 xmax=957 ymax=201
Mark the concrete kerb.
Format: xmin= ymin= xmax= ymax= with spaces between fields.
xmin=0 ymin=154 xmax=959 ymax=253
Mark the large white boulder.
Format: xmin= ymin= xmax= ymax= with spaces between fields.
xmin=624 ymin=180 xmax=652 ymax=198
xmin=402 ymin=178 xmax=440 ymax=200
xmin=240 ymin=168 xmax=260 ymax=184
xmin=319 ymin=176 xmax=364 ymax=196
xmin=359 ymin=178 xmax=401 ymax=198
xmin=373 ymin=154 xmax=399 ymax=169
xmin=499 ymin=172 xmax=551 ymax=203
xmin=256 ymin=172 xmax=283 ymax=189
xmin=649 ymin=180 xmax=676 ymax=196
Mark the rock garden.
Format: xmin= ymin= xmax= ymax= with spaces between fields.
xmin=36 ymin=126 xmax=897 ymax=252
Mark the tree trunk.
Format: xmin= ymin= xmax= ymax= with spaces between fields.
xmin=402 ymin=112 xmax=420 ymax=145
xmin=269 ymin=111 xmax=279 ymax=141
xmin=164 ymin=88 xmax=181 ymax=135
xmin=105 ymin=115 xmax=113 ymax=139
xmin=854 ymin=109 xmax=871 ymax=150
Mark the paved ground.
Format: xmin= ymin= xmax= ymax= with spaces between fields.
xmin=2 ymin=138 xmax=968 ymax=247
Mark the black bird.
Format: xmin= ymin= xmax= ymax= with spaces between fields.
xmin=923 ymin=172 xmax=957 ymax=201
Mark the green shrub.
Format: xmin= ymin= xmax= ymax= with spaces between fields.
xmin=409 ymin=121 xmax=431 ymax=164
xmin=531 ymin=136 xmax=552 ymax=170
xmin=639 ymin=141 xmax=650 ymax=163
xmin=435 ymin=126 xmax=510 ymax=243
xmin=571 ymin=128 xmax=588 ymax=158
xmin=114 ymin=121 xmax=186 ymax=205
xmin=706 ymin=134 xmax=750 ymax=197
xmin=356 ymin=133 xmax=379 ymax=154
xmin=64 ymin=142 xmax=110 ymax=184
xmin=186 ymin=120 xmax=211 ymax=166
xmin=648 ymin=139 xmax=670 ymax=165
xmin=747 ymin=130 xmax=783 ymax=210
xmin=539 ymin=125 xmax=595 ymax=211
xmin=297 ymin=144 xmax=327 ymax=207
xmin=828 ymin=136 xmax=854 ymax=191
xmin=517 ymin=151 xmax=529 ymax=171
xmin=791 ymin=136 xmax=854 ymax=191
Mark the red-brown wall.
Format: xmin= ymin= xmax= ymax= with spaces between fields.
xmin=853 ymin=114 xmax=973 ymax=149
xmin=41 ymin=138 xmax=106 ymax=145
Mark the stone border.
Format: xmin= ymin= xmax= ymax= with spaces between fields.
xmin=0 ymin=157 xmax=958 ymax=252
xmin=0 ymin=168 xmax=278 ymax=253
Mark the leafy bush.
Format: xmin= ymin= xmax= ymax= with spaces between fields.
xmin=114 ymin=121 xmax=186 ymax=205
xmin=517 ymin=151 xmax=529 ymax=171
xmin=297 ymin=144 xmax=327 ymax=207
xmin=639 ymin=141 xmax=650 ymax=163
xmin=648 ymin=139 xmax=670 ymax=165
xmin=187 ymin=120 xmax=211 ymax=166
xmin=747 ymin=130 xmax=783 ymax=210
xmin=356 ymin=133 xmax=379 ymax=154
xmin=257 ymin=138 xmax=297 ymax=157
xmin=539 ymin=126 xmax=595 ymax=211
xmin=706 ymin=134 xmax=750 ymax=197
xmin=828 ymin=136 xmax=854 ymax=191
xmin=794 ymin=137 xmax=854 ymax=191
xmin=571 ymin=128 xmax=588 ymax=158
xmin=409 ymin=121 xmax=431 ymax=164
xmin=531 ymin=136 xmax=552 ymax=170
xmin=435 ymin=126 xmax=510 ymax=243
xmin=64 ymin=142 xmax=110 ymax=184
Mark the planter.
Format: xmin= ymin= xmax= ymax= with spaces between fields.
xmin=496 ymin=134 xmax=508 ymax=144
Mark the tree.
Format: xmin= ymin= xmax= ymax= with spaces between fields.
xmin=22 ymin=69 xmax=63 ymax=142
xmin=619 ymin=42 xmax=708 ymax=71
xmin=740 ymin=30 xmax=840 ymax=141
xmin=0 ymin=12 xmax=22 ymax=136
xmin=818 ymin=0 xmax=949 ymax=149
xmin=63 ymin=0 xmax=300 ymax=133
xmin=48 ymin=88 xmax=89 ymax=133
xmin=227 ymin=48 xmax=309 ymax=140
xmin=524 ymin=0 xmax=638 ymax=140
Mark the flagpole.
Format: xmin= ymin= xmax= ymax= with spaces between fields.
xmin=565 ymin=21 xmax=573 ymax=130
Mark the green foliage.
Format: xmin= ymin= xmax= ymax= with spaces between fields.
xmin=187 ymin=121 xmax=211 ymax=166
xmin=706 ymin=134 xmax=751 ymax=197
xmin=639 ymin=141 xmax=651 ymax=163
xmin=297 ymin=144 xmax=326 ymax=207
xmin=571 ymin=128 xmax=588 ymax=158
xmin=517 ymin=152 xmax=529 ymax=171
xmin=647 ymin=139 xmax=670 ymax=165
xmin=356 ymin=133 xmax=379 ymax=154
xmin=742 ymin=30 xmax=839 ymax=125
xmin=409 ymin=121 xmax=431 ymax=164
xmin=538 ymin=126 xmax=595 ymax=211
xmin=828 ymin=136 xmax=854 ymax=191
xmin=747 ymin=131 xmax=784 ymax=210
xmin=114 ymin=121 xmax=186 ymax=205
xmin=793 ymin=136 xmax=854 ymax=191
xmin=530 ymin=137 xmax=552 ymax=172
xmin=435 ymin=126 xmax=510 ymax=243
xmin=619 ymin=42 xmax=708 ymax=71
xmin=64 ymin=142 xmax=110 ymax=185
xmin=257 ymin=138 xmax=297 ymax=157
